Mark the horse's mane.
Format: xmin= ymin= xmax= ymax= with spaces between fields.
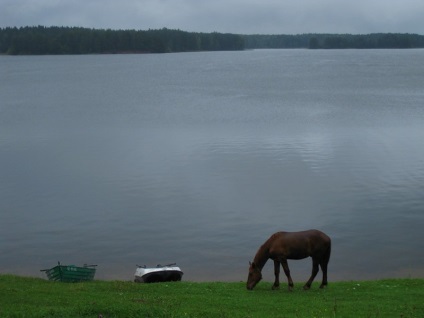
xmin=253 ymin=236 xmax=273 ymax=270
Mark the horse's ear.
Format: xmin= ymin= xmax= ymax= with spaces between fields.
xmin=249 ymin=261 xmax=252 ymax=266
xmin=251 ymin=262 xmax=256 ymax=268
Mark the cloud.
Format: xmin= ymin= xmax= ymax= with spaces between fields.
xmin=1 ymin=0 xmax=424 ymax=34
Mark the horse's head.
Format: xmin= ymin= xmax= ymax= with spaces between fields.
xmin=246 ymin=261 xmax=262 ymax=290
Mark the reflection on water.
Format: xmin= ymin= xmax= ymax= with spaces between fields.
xmin=1 ymin=50 xmax=424 ymax=282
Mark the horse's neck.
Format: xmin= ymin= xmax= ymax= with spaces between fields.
xmin=253 ymin=244 xmax=270 ymax=271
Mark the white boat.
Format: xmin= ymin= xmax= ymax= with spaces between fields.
xmin=134 ymin=263 xmax=183 ymax=283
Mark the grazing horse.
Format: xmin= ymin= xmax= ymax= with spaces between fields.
xmin=246 ymin=230 xmax=331 ymax=291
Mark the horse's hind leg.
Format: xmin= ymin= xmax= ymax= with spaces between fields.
xmin=304 ymin=258 xmax=319 ymax=290
xmin=319 ymin=244 xmax=331 ymax=288
xmin=281 ymin=260 xmax=294 ymax=291
xmin=319 ymin=260 xmax=328 ymax=288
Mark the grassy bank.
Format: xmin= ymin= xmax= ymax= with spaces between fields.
xmin=0 ymin=275 xmax=423 ymax=317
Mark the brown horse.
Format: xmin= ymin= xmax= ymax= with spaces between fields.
xmin=246 ymin=230 xmax=331 ymax=291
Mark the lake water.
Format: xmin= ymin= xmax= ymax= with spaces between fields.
xmin=1 ymin=49 xmax=424 ymax=283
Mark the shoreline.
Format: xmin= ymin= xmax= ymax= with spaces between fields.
xmin=1 ymin=275 xmax=423 ymax=317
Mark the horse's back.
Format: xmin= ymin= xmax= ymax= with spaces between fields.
xmin=273 ymin=229 xmax=330 ymax=242
xmin=305 ymin=229 xmax=331 ymax=243
xmin=268 ymin=229 xmax=331 ymax=259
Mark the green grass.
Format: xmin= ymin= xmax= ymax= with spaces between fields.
xmin=0 ymin=275 xmax=423 ymax=317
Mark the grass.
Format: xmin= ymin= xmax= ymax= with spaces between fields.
xmin=0 ymin=275 xmax=423 ymax=317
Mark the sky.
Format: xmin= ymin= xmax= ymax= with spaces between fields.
xmin=1 ymin=0 xmax=424 ymax=35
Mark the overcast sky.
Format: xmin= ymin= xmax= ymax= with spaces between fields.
xmin=2 ymin=0 xmax=424 ymax=34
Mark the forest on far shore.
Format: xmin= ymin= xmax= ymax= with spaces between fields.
xmin=0 ymin=26 xmax=244 ymax=55
xmin=243 ymin=33 xmax=424 ymax=49
xmin=1 ymin=26 xmax=424 ymax=55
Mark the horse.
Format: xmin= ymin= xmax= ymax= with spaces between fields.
xmin=246 ymin=229 xmax=331 ymax=291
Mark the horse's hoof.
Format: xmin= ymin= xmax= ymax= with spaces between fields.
xmin=272 ymin=285 xmax=280 ymax=290
xmin=303 ymin=285 xmax=311 ymax=290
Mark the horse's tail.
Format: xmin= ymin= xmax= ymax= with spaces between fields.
xmin=324 ymin=238 xmax=332 ymax=264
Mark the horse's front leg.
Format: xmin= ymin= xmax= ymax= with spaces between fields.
xmin=272 ymin=259 xmax=280 ymax=290
xmin=281 ymin=259 xmax=294 ymax=291
xmin=304 ymin=258 xmax=319 ymax=290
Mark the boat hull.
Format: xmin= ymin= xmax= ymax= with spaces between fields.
xmin=41 ymin=263 xmax=96 ymax=282
xmin=134 ymin=266 xmax=183 ymax=283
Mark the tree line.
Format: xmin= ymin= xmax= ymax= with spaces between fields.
xmin=0 ymin=26 xmax=244 ymax=55
xmin=1 ymin=26 xmax=424 ymax=55
xmin=243 ymin=33 xmax=424 ymax=49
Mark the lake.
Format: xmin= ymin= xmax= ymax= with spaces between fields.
xmin=1 ymin=49 xmax=424 ymax=283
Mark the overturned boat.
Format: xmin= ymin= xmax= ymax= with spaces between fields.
xmin=41 ymin=262 xmax=97 ymax=282
xmin=134 ymin=263 xmax=183 ymax=283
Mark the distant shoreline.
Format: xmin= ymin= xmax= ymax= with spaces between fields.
xmin=1 ymin=26 xmax=424 ymax=55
